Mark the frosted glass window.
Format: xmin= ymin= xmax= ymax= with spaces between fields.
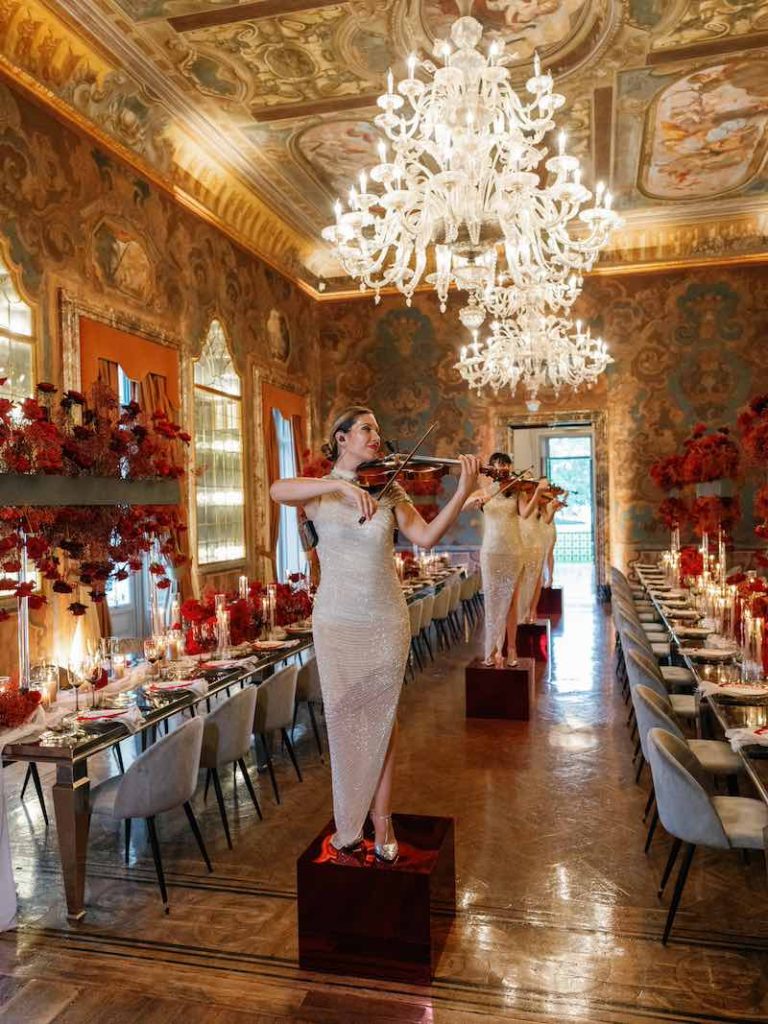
xmin=0 ymin=262 xmax=34 ymax=403
xmin=194 ymin=321 xmax=245 ymax=565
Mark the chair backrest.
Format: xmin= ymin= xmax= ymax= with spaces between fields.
xmin=633 ymin=684 xmax=683 ymax=759
xmin=460 ymin=576 xmax=474 ymax=600
xmin=625 ymin=648 xmax=668 ymax=701
xmin=409 ymin=600 xmax=424 ymax=637
xmin=254 ymin=663 xmax=299 ymax=733
xmin=432 ymin=586 xmax=451 ymax=619
xmin=113 ymin=716 xmax=204 ymax=820
xmin=420 ymin=594 xmax=435 ymax=626
xmin=448 ymin=580 xmax=462 ymax=612
xmin=201 ymin=686 xmax=258 ymax=768
xmin=296 ymin=654 xmax=322 ymax=702
xmin=647 ymin=728 xmax=730 ymax=849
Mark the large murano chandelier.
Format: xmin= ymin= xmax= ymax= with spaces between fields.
xmin=321 ymin=1 xmax=619 ymax=314
xmin=455 ymin=312 xmax=613 ymax=406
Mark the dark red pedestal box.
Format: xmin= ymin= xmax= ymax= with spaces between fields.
xmin=537 ymin=587 xmax=563 ymax=621
xmin=516 ymin=619 xmax=550 ymax=662
xmin=465 ymin=657 xmax=535 ymax=720
xmin=297 ymin=814 xmax=455 ymax=984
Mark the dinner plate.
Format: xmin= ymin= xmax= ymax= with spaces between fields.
xmin=685 ymin=646 xmax=739 ymax=661
xmin=711 ymin=682 xmax=768 ymax=699
xmin=253 ymin=639 xmax=300 ymax=651
xmin=675 ymin=626 xmax=711 ymax=639
xmin=667 ymin=610 xmax=699 ymax=620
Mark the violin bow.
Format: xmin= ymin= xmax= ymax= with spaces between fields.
xmin=358 ymin=421 xmax=437 ymax=525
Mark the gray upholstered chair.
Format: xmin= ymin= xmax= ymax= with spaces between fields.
xmin=431 ymin=586 xmax=453 ymax=651
xmin=408 ymin=600 xmax=426 ymax=676
xmin=253 ymin=663 xmax=302 ymax=804
xmin=200 ymin=686 xmax=262 ymax=849
xmin=419 ymin=593 xmax=436 ymax=661
xmin=89 ymin=716 xmax=210 ymax=913
xmin=294 ymin=654 xmax=324 ymax=760
xmin=633 ymin=684 xmax=743 ymax=852
xmin=625 ymin=649 xmax=697 ymax=722
xmin=647 ymin=727 xmax=768 ymax=944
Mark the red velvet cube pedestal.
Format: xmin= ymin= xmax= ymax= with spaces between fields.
xmin=516 ymin=619 xmax=550 ymax=662
xmin=465 ymin=657 xmax=535 ymax=720
xmin=297 ymin=814 xmax=456 ymax=984
xmin=537 ymin=587 xmax=563 ymax=623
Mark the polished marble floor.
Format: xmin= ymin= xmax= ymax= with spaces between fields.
xmin=2 ymin=568 xmax=768 ymax=1023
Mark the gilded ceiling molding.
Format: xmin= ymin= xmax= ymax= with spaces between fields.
xmin=0 ymin=0 xmax=318 ymax=290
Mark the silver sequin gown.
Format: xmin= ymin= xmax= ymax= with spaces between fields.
xmin=312 ymin=469 xmax=411 ymax=847
xmin=542 ymin=520 xmax=557 ymax=586
xmin=518 ymin=513 xmax=547 ymax=620
xmin=479 ymin=488 xmax=523 ymax=660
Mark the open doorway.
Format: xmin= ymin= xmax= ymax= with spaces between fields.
xmin=499 ymin=411 xmax=609 ymax=598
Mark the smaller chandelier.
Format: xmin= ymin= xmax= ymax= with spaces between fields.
xmin=455 ymin=313 xmax=613 ymax=404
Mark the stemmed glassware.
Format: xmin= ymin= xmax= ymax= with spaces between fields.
xmin=143 ymin=637 xmax=163 ymax=679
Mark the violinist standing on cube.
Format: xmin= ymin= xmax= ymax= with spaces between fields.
xmin=464 ymin=454 xmax=550 ymax=667
xmin=271 ymin=407 xmax=480 ymax=861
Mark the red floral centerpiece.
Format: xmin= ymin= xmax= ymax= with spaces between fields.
xmin=0 ymin=680 xmax=41 ymax=729
xmin=679 ymin=545 xmax=703 ymax=578
xmin=657 ymin=496 xmax=688 ymax=530
xmin=679 ymin=424 xmax=740 ymax=485
xmin=690 ymin=495 xmax=740 ymax=539
xmin=649 ymin=454 xmax=685 ymax=492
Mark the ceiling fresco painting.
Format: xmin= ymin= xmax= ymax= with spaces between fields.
xmin=0 ymin=0 xmax=766 ymax=289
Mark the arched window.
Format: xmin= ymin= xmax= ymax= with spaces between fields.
xmin=193 ymin=321 xmax=246 ymax=566
xmin=0 ymin=258 xmax=34 ymax=402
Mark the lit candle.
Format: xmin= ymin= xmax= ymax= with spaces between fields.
xmin=112 ymin=654 xmax=126 ymax=680
xmin=238 ymin=575 xmax=249 ymax=601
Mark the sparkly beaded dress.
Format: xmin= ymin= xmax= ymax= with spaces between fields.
xmin=479 ymin=486 xmax=523 ymax=660
xmin=312 ymin=468 xmax=411 ymax=847
xmin=518 ymin=512 xmax=547 ymax=619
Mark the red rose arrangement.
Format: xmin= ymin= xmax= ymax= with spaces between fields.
xmin=690 ymin=496 xmax=740 ymax=539
xmin=679 ymin=545 xmax=703 ymax=578
xmin=657 ymin=497 xmax=688 ymax=530
xmin=181 ymin=577 xmax=313 ymax=653
xmin=649 ymin=454 xmax=685 ymax=492
xmin=0 ymin=681 xmax=42 ymax=729
xmin=0 ymin=381 xmax=189 ymax=479
xmin=679 ymin=424 xmax=740 ymax=485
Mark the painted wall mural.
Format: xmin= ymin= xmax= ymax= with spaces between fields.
xmin=650 ymin=0 xmax=768 ymax=53
xmin=318 ymin=264 xmax=768 ymax=563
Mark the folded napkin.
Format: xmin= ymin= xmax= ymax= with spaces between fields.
xmin=698 ymin=677 xmax=768 ymax=698
xmin=199 ymin=658 xmax=247 ymax=669
xmin=145 ymin=678 xmax=208 ymax=698
xmin=76 ymin=705 xmax=144 ymax=734
xmin=253 ymin=639 xmax=301 ymax=651
xmin=725 ymin=725 xmax=768 ymax=751
xmin=685 ymin=646 xmax=739 ymax=661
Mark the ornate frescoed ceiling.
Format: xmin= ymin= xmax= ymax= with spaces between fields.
xmin=1 ymin=0 xmax=767 ymax=292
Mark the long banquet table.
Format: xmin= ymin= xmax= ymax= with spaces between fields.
xmin=636 ymin=567 xmax=768 ymax=807
xmin=2 ymin=570 xmax=462 ymax=921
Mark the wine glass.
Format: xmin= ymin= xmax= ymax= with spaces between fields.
xmin=143 ymin=638 xmax=163 ymax=679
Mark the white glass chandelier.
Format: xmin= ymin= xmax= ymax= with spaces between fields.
xmin=321 ymin=1 xmax=619 ymax=312
xmin=455 ymin=312 xmax=613 ymax=405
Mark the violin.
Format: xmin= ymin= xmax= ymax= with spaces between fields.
xmin=357 ymin=453 xmax=531 ymax=490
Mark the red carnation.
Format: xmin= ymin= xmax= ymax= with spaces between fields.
xmin=36 ymin=382 xmax=57 ymax=394
xmin=68 ymin=602 xmax=87 ymax=616
xmin=52 ymin=580 xmax=74 ymax=594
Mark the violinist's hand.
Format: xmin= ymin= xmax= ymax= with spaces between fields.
xmin=535 ymin=475 xmax=549 ymax=492
xmin=465 ymin=493 xmax=486 ymax=511
xmin=457 ymin=454 xmax=482 ymax=499
xmin=338 ymin=480 xmax=378 ymax=522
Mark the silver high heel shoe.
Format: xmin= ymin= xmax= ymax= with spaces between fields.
xmin=370 ymin=812 xmax=399 ymax=863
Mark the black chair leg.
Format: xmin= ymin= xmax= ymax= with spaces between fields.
xmin=29 ymin=763 xmax=48 ymax=826
xmin=643 ymin=787 xmax=655 ymax=823
xmin=183 ymin=800 xmax=212 ymax=872
xmin=203 ymin=768 xmax=211 ymax=803
xmin=210 ymin=768 xmax=233 ymax=849
xmin=422 ymin=629 xmax=434 ymax=661
xmin=307 ymin=702 xmax=324 ymax=759
xmin=237 ymin=758 xmax=263 ymax=820
xmin=644 ymin=809 xmax=659 ymax=854
xmin=658 ymin=838 xmax=682 ymax=898
xmin=145 ymin=816 xmax=169 ymax=913
xmin=114 ymin=744 xmax=125 ymax=774
xmin=726 ymin=774 xmax=740 ymax=796
xmin=282 ymin=729 xmax=303 ymax=782
xmin=662 ymin=843 xmax=696 ymax=944
xmin=634 ymin=755 xmax=645 ymax=784
xmin=124 ymin=818 xmax=132 ymax=865
xmin=260 ymin=734 xmax=280 ymax=804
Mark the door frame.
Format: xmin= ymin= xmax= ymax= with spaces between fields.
xmin=493 ymin=409 xmax=610 ymax=595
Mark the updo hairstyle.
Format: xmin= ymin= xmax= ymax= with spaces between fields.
xmin=321 ymin=406 xmax=374 ymax=461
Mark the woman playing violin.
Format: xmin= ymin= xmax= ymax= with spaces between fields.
xmin=463 ymin=453 xmax=550 ymax=667
xmin=270 ymin=407 xmax=480 ymax=861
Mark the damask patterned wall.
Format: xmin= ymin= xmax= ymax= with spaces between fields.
xmin=0 ymin=78 xmax=320 ymax=592
xmin=318 ymin=265 xmax=768 ymax=565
